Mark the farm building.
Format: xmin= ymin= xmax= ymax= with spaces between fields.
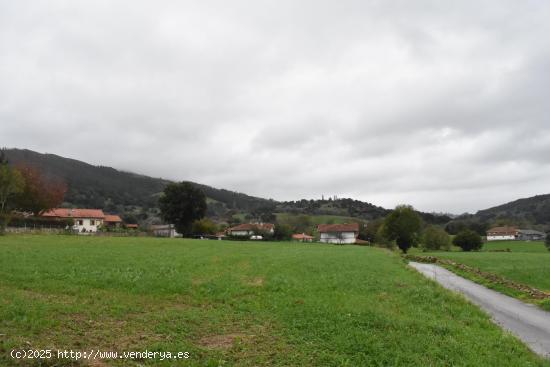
xmin=292 ymin=233 xmax=314 ymax=242
xmin=486 ymin=226 xmax=547 ymax=241
xmin=317 ymin=223 xmax=359 ymax=244
xmin=104 ymin=214 xmax=123 ymax=228
xmin=42 ymin=208 xmax=107 ymax=233
xmin=227 ymin=223 xmax=275 ymax=239
xmin=150 ymin=224 xmax=181 ymax=238
xmin=517 ymin=229 xmax=546 ymax=241
xmin=486 ymin=226 xmax=519 ymax=241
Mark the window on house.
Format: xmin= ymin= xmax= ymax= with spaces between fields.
xmin=90 ymin=220 xmax=95 ymax=225
xmin=78 ymin=220 xmax=83 ymax=225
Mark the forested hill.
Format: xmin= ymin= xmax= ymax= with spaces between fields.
xmin=474 ymin=194 xmax=550 ymax=225
xmin=3 ymin=148 xmax=451 ymax=225
xmin=3 ymin=149 xmax=272 ymax=219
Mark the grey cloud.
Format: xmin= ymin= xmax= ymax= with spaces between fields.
xmin=1 ymin=0 xmax=550 ymax=213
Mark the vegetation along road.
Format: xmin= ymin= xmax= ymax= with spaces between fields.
xmin=410 ymin=261 xmax=550 ymax=358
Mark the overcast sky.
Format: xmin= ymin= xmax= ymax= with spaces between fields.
xmin=1 ymin=1 xmax=550 ymax=214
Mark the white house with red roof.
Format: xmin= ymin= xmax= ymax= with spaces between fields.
xmin=42 ymin=208 xmax=109 ymax=233
xmin=317 ymin=223 xmax=360 ymax=244
xmin=227 ymin=223 xmax=275 ymax=239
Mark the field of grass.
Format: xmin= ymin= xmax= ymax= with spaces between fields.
xmin=425 ymin=241 xmax=550 ymax=292
xmin=0 ymin=235 xmax=548 ymax=366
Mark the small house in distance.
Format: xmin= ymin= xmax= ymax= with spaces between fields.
xmin=42 ymin=208 xmax=106 ymax=233
xmin=227 ymin=223 xmax=275 ymax=239
xmin=292 ymin=233 xmax=314 ymax=242
xmin=150 ymin=224 xmax=181 ymax=238
xmin=486 ymin=226 xmax=519 ymax=241
xmin=104 ymin=214 xmax=123 ymax=228
xmin=317 ymin=223 xmax=359 ymax=244
xmin=517 ymin=229 xmax=546 ymax=241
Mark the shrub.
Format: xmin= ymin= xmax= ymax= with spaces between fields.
xmin=545 ymin=234 xmax=550 ymax=251
xmin=453 ymin=229 xmax=483 ymax=251
xmin=422 ymin=226 xmax=451 ymax=251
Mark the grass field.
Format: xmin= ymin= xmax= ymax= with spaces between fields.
xmin=0 ymin=235 xmax=548 ymax=366
xmin=425 ymin=241 xmax=550 ymax=292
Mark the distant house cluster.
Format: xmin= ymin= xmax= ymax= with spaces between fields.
xmin=486 ymin=226 xmax=546 ymax=241
xmin=42 ymin=208 xmax=133 ymax=233
xmin=149 ymin=220 xmax=363 ymax=244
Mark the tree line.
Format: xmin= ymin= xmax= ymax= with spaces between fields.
xmin=0 ymin=150 xmax=66 ymax=233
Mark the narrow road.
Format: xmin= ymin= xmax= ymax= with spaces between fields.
xmin=409 ymin=261 xmax=550 ymax=358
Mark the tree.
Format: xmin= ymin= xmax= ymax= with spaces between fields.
xmin=422 ymin=226 xmax=451 ymax=251
xmin=15 ymin=165 xmax=66 ymax=216
xmin=273 ymin=223 xmax=293 ymax=241
xmin=382 ymin=205 xmax=423 ymax=253
xmin=158 ymin=182 xmax=207 ymax=237
xmin=453 ymin=229 xmax=483 ymax=251
xmin=192 ymin=218 xmax=218 ymax=235
xmin=545 ymin=233 xmax=550 ymax=251
xmin=0 ymin=160 xmax=25 ymax=234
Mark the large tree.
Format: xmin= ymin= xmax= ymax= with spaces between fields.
xmin=0 ymin=157 xmax=25 ymax=233
xmin=453 ymin=229 xmax=483 ymax=251
xmin=15 ymin=165 xmax=67 ymax=216
xmin=159 ymin=182 xmax=207 ymax=237
xmin=382 ymin=205 xmax=423 ymax=253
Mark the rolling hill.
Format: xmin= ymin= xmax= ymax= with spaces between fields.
xmin=2 ymin=148 xmax=399 ymax=224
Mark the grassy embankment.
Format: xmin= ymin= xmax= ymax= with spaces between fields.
xmin=0 ymin=235 xmax=548 ymax=366
xmin=422 ymin=241 xmax=550 ymax=310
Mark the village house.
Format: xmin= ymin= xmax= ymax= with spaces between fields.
xmin=292 ymin=233 xmax=314 ymax=242
xmin=227 ymin=223 xmax=275 ymax=239
xmin=150 ymin=224 xmax=181 ymax=238
xmin=517 ymin=229 xmax=547 ymax=241
xmin=486 ymin=226 xmax=519 ymax=241
xmin=317 ymin=223 xmax=359 ymax=244
xmin=104 ymin=214 xmax=123 ymax=228
xmin=486 ymin=226 xmax=547 ymax=241
xmin=42 ymin=208 xmax=107 ymax=233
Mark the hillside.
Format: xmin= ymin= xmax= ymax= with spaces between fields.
xmin=2 ymin=148 xmax=451 ymax=225
xmin=475 ymin=194 xmax=550 ymax=225
xmin=3 ymin=149 xmax=271 ymax=223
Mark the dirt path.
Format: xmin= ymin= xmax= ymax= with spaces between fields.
xmin=410 ymin=261 xmax=550 ymax=358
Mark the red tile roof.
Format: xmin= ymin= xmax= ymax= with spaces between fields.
xmin=104 ymin=215 xmax=122 ymax=223
xmin=487 ymin=226 xmax=518 ymax=235
xmin=317 ymin=223 xmax=360 ymax=233
xmin=228 ymin=223 xmax=275 ymax=232
xmin=42 ymin=208 xmax=105 ymax=219
xmin=125 ymin=224 xmax=139 ymax=229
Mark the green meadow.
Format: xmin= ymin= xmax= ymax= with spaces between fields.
xmin=425 ymin=240 xmax=550 ymax=292
xmin=0 ymin=235 xmax=548 ymax=366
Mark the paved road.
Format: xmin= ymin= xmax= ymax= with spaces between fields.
xmin=409 ymin=261 xmax=550 ymax=358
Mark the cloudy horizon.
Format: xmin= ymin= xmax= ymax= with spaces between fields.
xmin=2 ymin=1 xmax=550 ymax=214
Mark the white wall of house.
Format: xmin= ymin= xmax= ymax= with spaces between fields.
xmin=73 ymin=218 xmax=103 ymax=233
xmin=487 ymin=234 xmax=516 ymax=241
xmin=231 ymin=230 xmax=252 ymax=236
xmin=320 ymin=232 xmax=357 ymax=244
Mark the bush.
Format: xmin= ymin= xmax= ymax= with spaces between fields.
xmin=453 ymin=229 xmax=483 ymax=251
xmin=422 ymin=226 xmax=451 ymax=251
xmin=545 ymin=234 xmax=550 ymax=251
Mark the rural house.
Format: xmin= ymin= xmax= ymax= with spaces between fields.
xmin=517 ymin=229 xmax=547 ymax=241
xmin=486 ymin=226 xmax=519 ymax=241
xmin=104 ymin=214 xmax=123 ymax=228
xmin=42 ymin=208 xmax=107 ymax=233
xmin=317 ymin=223 xmax=359 ymax=244
xmin=292 ymin=233 xmax=314 ymax=242
xmin=227 ymin=223 xmax=275 ymax=239
xmin=150 ymin=224 xmax=181 ymax=238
